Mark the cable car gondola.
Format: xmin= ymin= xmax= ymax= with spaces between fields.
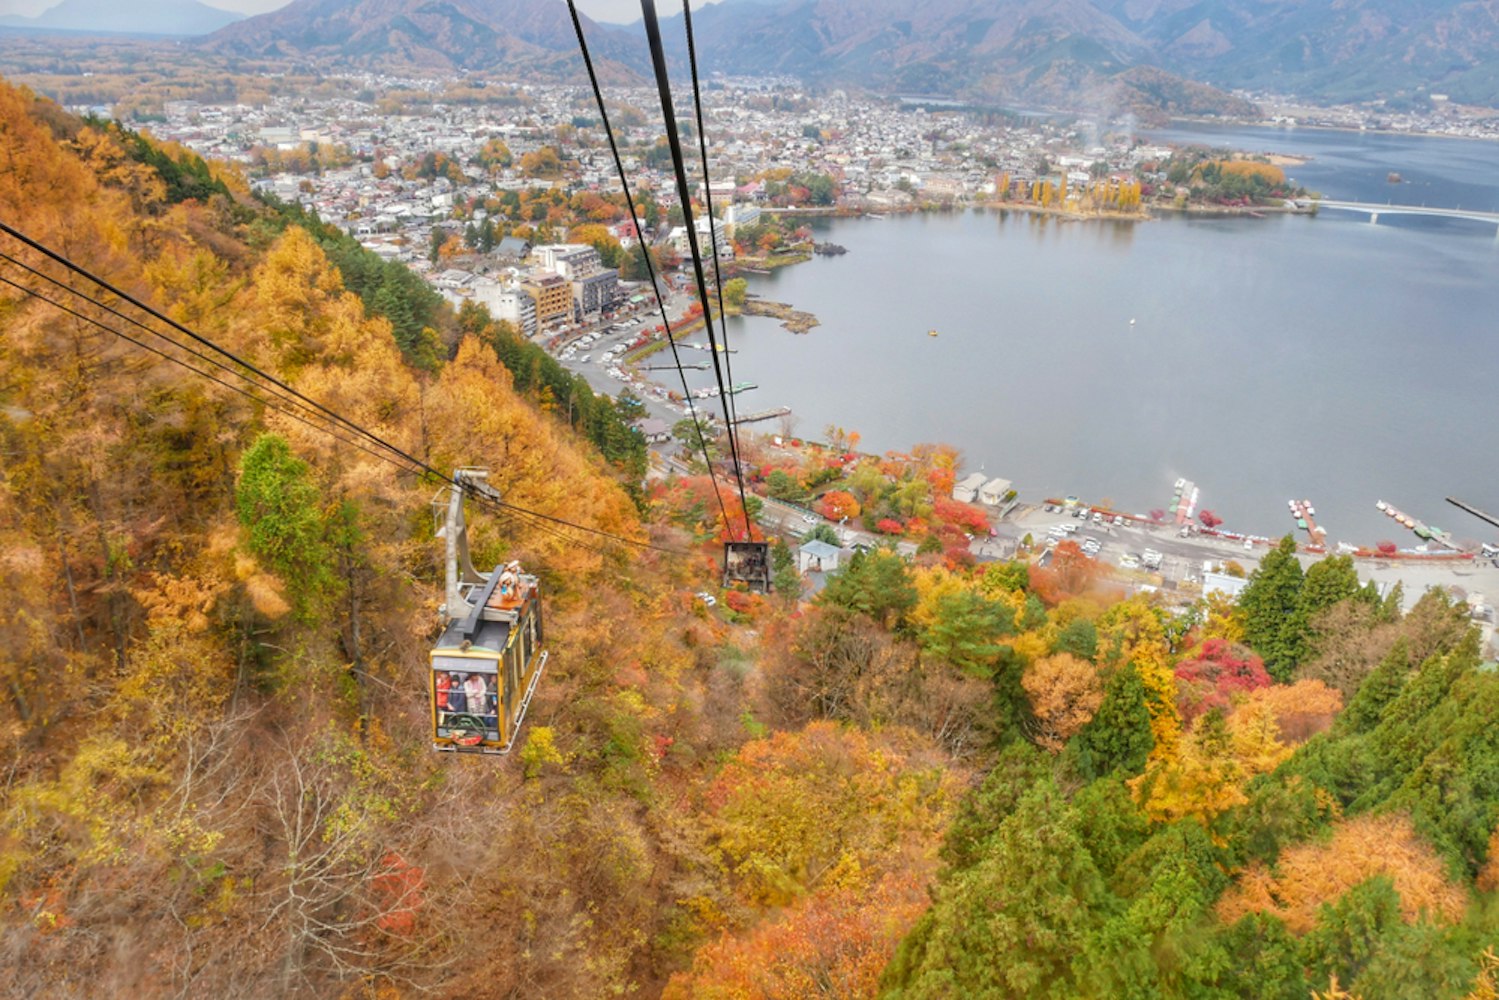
xmin=723 ymin=539 xmax=771 ymax=593
xmin=429 ymin=469 xmax=547 ymax=755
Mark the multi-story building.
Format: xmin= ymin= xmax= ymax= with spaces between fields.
xmin=523 ymin=273 xmax=573 ymax=329
xmin=479 ymin=283 xmax=538 ymax=338
xmin=722 ymin=203 xmax=761 ymax=240
xmin=667 ymin=218 xmax=733 ymax=261
xmin=532 ymin=243 xmax=619 ymax=320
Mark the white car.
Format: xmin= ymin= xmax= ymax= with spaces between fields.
xmin=695 ymin=592 xmax=717 ymax=607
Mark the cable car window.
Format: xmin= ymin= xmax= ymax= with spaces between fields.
xmin=433 ymin=654 xmax=496 ymax=675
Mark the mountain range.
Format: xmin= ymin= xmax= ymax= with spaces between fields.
xmin=202 ymin=0 xmax=642 ymax=81
xmin=0 ymin=0 xmax=243 ymax=36
xmin=196 ymin=0 xmax=1499 ymax=107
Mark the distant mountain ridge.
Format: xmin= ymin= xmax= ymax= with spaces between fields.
xmin=200 ymin=0 xmax=642 ymax=82
xmin=0 ymin=0 xmax=243 ymax=36
xmin=657 ymin=0 xmax=1499 ymax=106
xmin=197 ymin=0 xmax=1499 ymax=107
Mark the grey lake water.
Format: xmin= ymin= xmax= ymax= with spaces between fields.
xmin=704 ymin=126 xmax=1499 ymax=546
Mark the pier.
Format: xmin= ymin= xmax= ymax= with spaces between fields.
xmin=1376 ymin=500 xmax=1457 ymax=550
xmin=732 ymin=406 xmax=791 ymax=425
xmin=1288 ymin=499 xmax=1328 ymax=547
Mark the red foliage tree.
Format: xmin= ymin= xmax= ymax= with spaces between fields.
xmin=1173 ymin=638 xmax=1272 ymax=722
xmin=1377 ymin=540 xmax=1398 ymax=555
xmin=1149 ymin=508 xmax=1166 ymax=523
xmin=1198 ymin=509 xmax=1223 ymax=529
xmin=932 ymin=496 xmax=990 ymax=533
xmin=875 ymin=518 xmax=905 ymax=535
xmin=370 ymin=852 xmax=425 ymax=935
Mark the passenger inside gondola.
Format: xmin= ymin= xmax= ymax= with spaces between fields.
xmin=462 ymin=672 xmax=487 ymax=714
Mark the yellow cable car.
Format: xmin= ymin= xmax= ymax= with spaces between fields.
xmin=430 ymin=567 xmax=545 ymax=754
xmin=430 ymin=470 xmax=548 ymax=755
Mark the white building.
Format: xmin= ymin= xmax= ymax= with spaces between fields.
xmin=952 ymin=472 xmax=988 ymax=504
xmin=978 ymin=477 xmax=1013 ymax=506
xmin=798 ymin=539 xmax=842 ymax=574
xmin=1203 ymin=572 xmax=1249 ymax=600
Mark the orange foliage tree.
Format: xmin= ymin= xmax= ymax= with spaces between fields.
xmin=1217 ymin=813 xmax=1467 ymax=933
xmin=819 ymin=490 xmax=860 ymax=522
xmin=1021 ymin=653 xmax=1103 ymax=752
xmin=661 ymin=873 xmax=928 ymax=1000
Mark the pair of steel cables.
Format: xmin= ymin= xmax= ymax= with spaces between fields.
xmin=565 ymin=0 xmax=760 ymax=543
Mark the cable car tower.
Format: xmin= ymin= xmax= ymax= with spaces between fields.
xmin=428 ymin=468 xmax=547 ymax=754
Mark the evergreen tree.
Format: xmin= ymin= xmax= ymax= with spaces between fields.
xmin=1239 ymin=535 xmax=1305 ymax=681
xmin=1339 ymin=638 xmax=1411 ymax=734
xmin=818 ymin=548 xmax=916 ymax=629
xmin=235 ymin=434 xmax=338 ymax=616
xmin=883 ymin=781 xmax=1110 ymax=999
xmin=1072 ymin=664 xmax=1154 ymax=779
xmin=1293 ymin=556 xmax=1362 ymax=663
xmin=804 ymin=523 xmax=839 ymax=546
xmin=770 ymin=538 xmax=799 ymax=597
xmin=1052 ymin=618 xmax=1098 ymax=660
xmin=920 ymin=588 xmax=1014 ymax=677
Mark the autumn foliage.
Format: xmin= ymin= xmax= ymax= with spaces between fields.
xmin=1022 ymin=653 xmax=1103 ymax=752
xmin=662 ymin=873 xmax=929 ymax=1000
xmin=1172 ymin=638 xmax=1272 ymax=722
xmin=1218 ymin=814 xmax=1467 ymax=933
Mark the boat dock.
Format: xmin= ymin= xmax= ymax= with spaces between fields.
xmin=1376 ymin=500 xmax=1457 ymax=550
xmin=1169 ymin=479 xmax=1199 ymax=526
xmin=733 ymin=406 xmax=791 ymax=425
xmin=1288 ymin=499 xmax=1328 ymax=547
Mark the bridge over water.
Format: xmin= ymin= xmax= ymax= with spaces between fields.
xmin=1315 ymin=199 xmax=1499 ymax=234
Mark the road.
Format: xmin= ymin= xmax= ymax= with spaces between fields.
xmin=545 ymin=283 xmax=699 ymax=433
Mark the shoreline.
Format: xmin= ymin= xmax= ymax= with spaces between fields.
xmin=1165 ymin=115 xmax=1499 ymax=145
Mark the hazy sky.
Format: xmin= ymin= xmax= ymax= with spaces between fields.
xmin=0 ymin=0 xmax=723 ymax=24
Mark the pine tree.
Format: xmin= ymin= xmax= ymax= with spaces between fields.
xmin=1240 ymin=535 xmax=1305 ymax=681
xmin=1073 ymin=664 xmax=1154 ymax=778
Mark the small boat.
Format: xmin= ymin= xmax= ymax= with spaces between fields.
xmin=927 ymin=329 xmax=939 ymax=337
xmin=1387 ymin=172 xmax=1402 ymax=183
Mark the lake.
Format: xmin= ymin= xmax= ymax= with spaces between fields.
xmin=699 ymin=126 xmax=1499 ymax=545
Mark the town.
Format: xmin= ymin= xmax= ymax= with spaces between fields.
xmin=120 ymin=72 xmax=1499 ymax=656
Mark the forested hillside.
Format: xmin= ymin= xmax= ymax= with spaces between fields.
xmin=1 ymin=76 xmax=1497 ymax=999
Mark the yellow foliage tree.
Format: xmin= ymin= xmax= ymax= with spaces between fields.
xmin=1130 ymin=711 xmax=1249 ymax=827
xmin=704 ymin=722 xmax=957 ymax=908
